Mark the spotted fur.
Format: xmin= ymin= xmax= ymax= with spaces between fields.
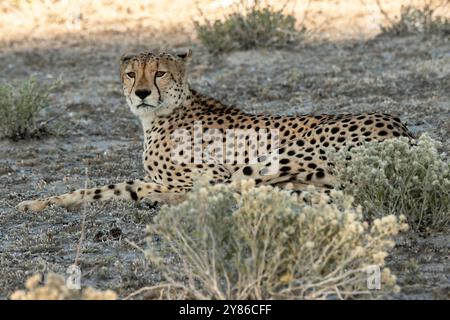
xmin=18 ymin=50 xmax=414 ymax=212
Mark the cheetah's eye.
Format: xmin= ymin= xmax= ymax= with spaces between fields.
xmin=155 ymin=71 xmax=166 ymax=78
xmin=126 ymin=72 xmax=136 ymax=79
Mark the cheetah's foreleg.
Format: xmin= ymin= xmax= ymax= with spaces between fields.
xmin=17 ymin=180 xmax=186 ymax=212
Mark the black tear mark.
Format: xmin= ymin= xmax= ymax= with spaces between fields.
xmin=154 ymin=60 xmax=161 ymax=102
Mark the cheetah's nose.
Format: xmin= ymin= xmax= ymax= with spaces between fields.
xmin=135 ymin=89 xmax=151 ymax=100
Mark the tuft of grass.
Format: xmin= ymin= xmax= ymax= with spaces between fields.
xmin=0 ymin=77 xmax=56 ymax=140
xmin=143 ymin=175 xmax=407 ymax=300
xmin=194 ymin=0 xmax=304 ymax=54
xmin=331 ymin=135 xmax=450 ymax=232
xmin=377 ymin=0 xmax=450 ymax=37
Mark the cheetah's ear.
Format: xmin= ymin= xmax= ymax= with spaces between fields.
xmin=176 ymin=49 xmax=192 ymax=61
xmin=120 ymin=53 xmax=136 ymax=64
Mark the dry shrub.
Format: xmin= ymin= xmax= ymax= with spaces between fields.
xmin=145 ymin=176 xmax=407 ymax=300
xmin=0 ymin=77 xmax=57 ymax=140
xmin=194 ymin=0 xmax=303 ymax=54
xmin=377 ymin=0 xmax=450 ymax=37
xmin=9 ymin=273 xmax=117 ymax=300
xmin=331 ymin=135 xmax=450 ymax=232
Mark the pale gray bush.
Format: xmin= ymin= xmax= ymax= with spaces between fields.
xmin=10 ymin=273 xmax=117 ymax=300
xmin=331 ymin=135 xmax=450 ymax=231
xmin=144 ymin=176 xmax=407 ymax=300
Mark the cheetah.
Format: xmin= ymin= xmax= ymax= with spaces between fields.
xmin=18 ymin=50 xmax=414 ymax=212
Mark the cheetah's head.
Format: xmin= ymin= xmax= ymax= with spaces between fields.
xmin=120 ymin=50 xmax=191 ymax=117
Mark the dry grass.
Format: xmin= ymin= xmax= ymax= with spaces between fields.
xmin=2 ymin=0 xmax=442 ymax=46
xmin=0 ymin=77 xmax=57 ymax=140
xmin=376 ymin=0 xmax=450 ymax=36
xmin=194 ymin=0 xmax=303 ymax=54
xmin=142 ymin=175 xmax=408 ymax=300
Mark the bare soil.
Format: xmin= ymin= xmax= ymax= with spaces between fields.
xmin=0 ymin=1 xmax=449 ymax=300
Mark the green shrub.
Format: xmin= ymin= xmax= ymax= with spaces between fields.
xmin=331 ymin=135 xmax=450 ymax=232
xmin=378 ymin=1 xmax=450 ymax=37
xmin=0 ymin=77 xmax=55 ymax=140
xmin=194 ymin=0 xmax=303 ymax=54
xmin=145 ymin=176 xmax=407 ymax=299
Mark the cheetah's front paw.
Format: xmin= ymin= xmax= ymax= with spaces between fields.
xmin=17 ymin=199 xmax=49 ymax=212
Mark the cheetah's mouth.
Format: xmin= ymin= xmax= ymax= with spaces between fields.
xmin=137 ymin=103 xmax=156 ymax=109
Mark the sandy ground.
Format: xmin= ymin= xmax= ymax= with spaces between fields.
xmin=0 ymin=0 xmax=449 ymax=299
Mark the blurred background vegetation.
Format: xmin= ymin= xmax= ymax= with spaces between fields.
xmin=0 ymin=0 xmax=448 ymax=45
